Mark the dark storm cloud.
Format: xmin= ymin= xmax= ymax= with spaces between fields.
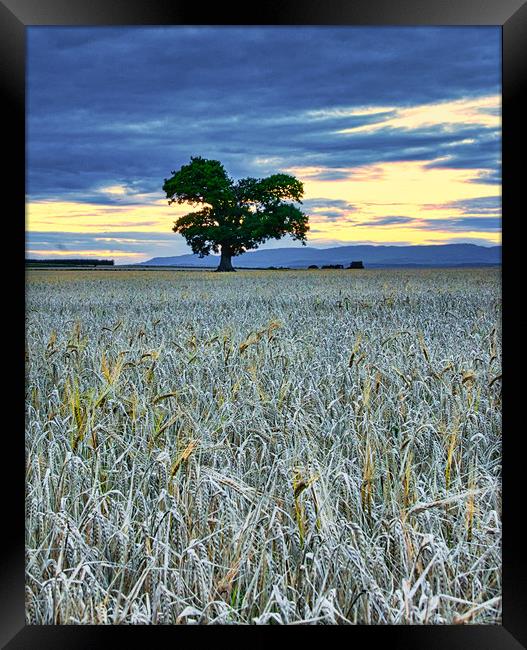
xmin=27 ymin=117 xmax=500 ymax=198
xmin=27 ymin=26 xmax=501 ymax=202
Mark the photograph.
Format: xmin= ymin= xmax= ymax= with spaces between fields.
xmin=24 ymin=24 xmax=503 ymax=626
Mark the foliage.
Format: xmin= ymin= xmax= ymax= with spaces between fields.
xmin=163 ymin=157 xmax=309 ymax=261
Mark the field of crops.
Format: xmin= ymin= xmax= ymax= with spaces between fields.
xmin=25 ymin=267 xmax=502 ymax=625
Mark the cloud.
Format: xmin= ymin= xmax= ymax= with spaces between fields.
xmin=27 ymin=230 xmax=179 ymax=245
xmin=417 ymin=217 xmax=501 ymax=232
xmin=469 ymin=169 xmax=501 ymax=185
xmin=423 ymin=195 xmax=501 ymax=217
xmin=312 ymin=210 xmax=344 ymax=221
xmin=26 ymin=26 xmax=501 ymax=251
xmin=28 ymin=27 xmax=500 ymax=117
xmin=358 ymin=216 xmax=416 ymax=227
xmin=302 ymin=198 xmax=356 ymax=210
xmin=445 ymin=196 xmax=501 ymax=215
xmin=27 ymin=26 xmax=500 ymax=202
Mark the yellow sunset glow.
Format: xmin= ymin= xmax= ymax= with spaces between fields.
xmin=27 ymin=155 xmax=500 ymax=250
xmin=27 ymin=93 xmax=501 ymax=256
xmin=335 ymin=95 xmax=500 ymax=135
xmin=280 ymin=159 xmax=500 ymax=244
xmin=26 ymin=199 xmax=188 ymax=234
xmin=286 ymin=160 xmax=497 ymax=207
xmin=26 ymin=25 xmax=502 ymax=263
xmin=99 ymin=185 xmax=128 ymax=196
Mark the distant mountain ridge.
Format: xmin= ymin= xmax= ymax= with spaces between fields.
xmin=137 ymin=244 xmax=501 ymax=268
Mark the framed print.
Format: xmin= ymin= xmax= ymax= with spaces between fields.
xmin=3 ymin=0 xmax=525 ymax=646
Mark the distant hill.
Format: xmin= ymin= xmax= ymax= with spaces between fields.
xmin=136 ymin=244 xmax=501 ymax=269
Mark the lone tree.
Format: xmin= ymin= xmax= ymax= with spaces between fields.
xmin=162 ymin=156 xmax=309 ymax=271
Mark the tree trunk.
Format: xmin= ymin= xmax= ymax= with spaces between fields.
xmin=216 ymin=245 xmax=235 ymax=272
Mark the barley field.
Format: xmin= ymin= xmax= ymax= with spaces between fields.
xmin=25 ymin=267 xmax=502 ymax=625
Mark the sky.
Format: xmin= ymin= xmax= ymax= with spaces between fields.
xmin=26 ymin=26 xmax=501 ymax=263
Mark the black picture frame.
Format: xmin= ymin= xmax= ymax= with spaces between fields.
xmin=4 ymin=0 xmax=525 ymax=647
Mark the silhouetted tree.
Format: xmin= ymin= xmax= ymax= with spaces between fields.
xmin=163 ymin=157 xmax=309 ymax=272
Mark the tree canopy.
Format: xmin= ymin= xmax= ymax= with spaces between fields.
xmin=162 ymin=156 xmax=309 ymax=271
